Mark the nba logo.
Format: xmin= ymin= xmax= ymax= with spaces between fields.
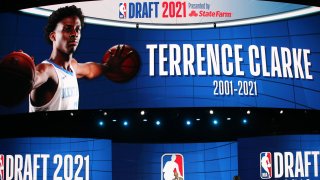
xmin=260 ymin=152 xmax=272 ymax=179
xmin=161 ymin=153 xmax=184 ymax=180
xmin=119 ymin=3 xmax=127 ymax=18
xmin=0 ymin=154 xmax=4 ymax=180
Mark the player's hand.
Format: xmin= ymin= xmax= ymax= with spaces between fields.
xmin=104 ymin=44 xmax=133 ymax=72
xmin=0 ymin=50 xmax=35 ymax=107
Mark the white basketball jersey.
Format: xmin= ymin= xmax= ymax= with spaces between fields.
xmin=29 ymin=60 xmax=79 ymax=112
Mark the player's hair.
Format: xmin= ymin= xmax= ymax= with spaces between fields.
xmin=44 ymin=5 xmax=84 ymax=44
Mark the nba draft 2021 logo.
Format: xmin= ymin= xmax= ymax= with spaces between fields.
xmin=0 ymin=154 xmax=4 ymax=180
xmin=260 ymin=152 xmax=272 ymax=179
xmin=119 ymin=3 xmax=127 ymax=18
xmin=161 ymin=153 xmax=184 ymax=180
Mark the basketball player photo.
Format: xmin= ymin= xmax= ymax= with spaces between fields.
xmin=0 ymin=5 xmax=140 ymax=112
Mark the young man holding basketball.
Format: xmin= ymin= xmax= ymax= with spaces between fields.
xmin=29 ymin=5 xmax=123 ymax=112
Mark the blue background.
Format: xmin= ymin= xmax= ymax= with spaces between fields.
xmin=113 ymin=142 xmax=238 ymax=179
xmin=0 ymin=11 xmax=319 ymax=114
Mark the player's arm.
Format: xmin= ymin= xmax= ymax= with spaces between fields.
xmin=32 ymin=63 xmax=56 ymax=89
xmin=73 ymin=45 xmax=133 ymax=79
xmin=72 ymin=59 xmax=108 ymax=79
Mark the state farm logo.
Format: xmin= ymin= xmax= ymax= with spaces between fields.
xmin=189 ymin=10 xmax=198 ymax=17
xmin=188 ymin=2 xmax=232 ymax=18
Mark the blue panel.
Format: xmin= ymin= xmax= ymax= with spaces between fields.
xmin=192 ymin=28 xmax=220 ymax=40
xmin=291 ymin=35 xmax=320 ymax=52
xmin=251 ymin=36 xmax=290 ymax=48
xmin=220 ymin=25 xmax=252 ymax=39
xmin=138 ymin=29 xmax=166 ymax=41
xmin=0 ymin=13 xmax=19 ymax=36
xmin=288 ymin=14 xmax=320 ymax=35
xmin=251 ymin=21 xmax=289 ymax=37
xmin=165 ymin=30 xmax=192 ymax=40
xmin=113 ymin=142 xmax=238 ymax=180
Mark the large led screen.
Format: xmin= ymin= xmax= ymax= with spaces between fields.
xmin=0 ymin=137 xmax=237 ymax=180
xmin=0 ymin=0 xmax=319 ymax=114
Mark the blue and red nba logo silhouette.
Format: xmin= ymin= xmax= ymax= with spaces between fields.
xmin=161 ymin=153 xmax=184 ymax=180
xmin=119 ymin=3 xmax=127 ymax=18
xmin=260 ymin=152 xmax=272 ymax=179
xmin=0 ymin=154 xmax=4 ymax=180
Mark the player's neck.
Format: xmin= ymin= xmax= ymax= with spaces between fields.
xmin=50 ymin=49 xmax=73 ymax=70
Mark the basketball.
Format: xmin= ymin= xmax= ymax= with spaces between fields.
xmin=102 ymin=44 xmax=140 ymax=83
xmin=0 ymin=50 xmax=35 ymax=107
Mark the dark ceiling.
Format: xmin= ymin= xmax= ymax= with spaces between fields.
xmin=0 ymin=107 xmax=319 ymax=143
